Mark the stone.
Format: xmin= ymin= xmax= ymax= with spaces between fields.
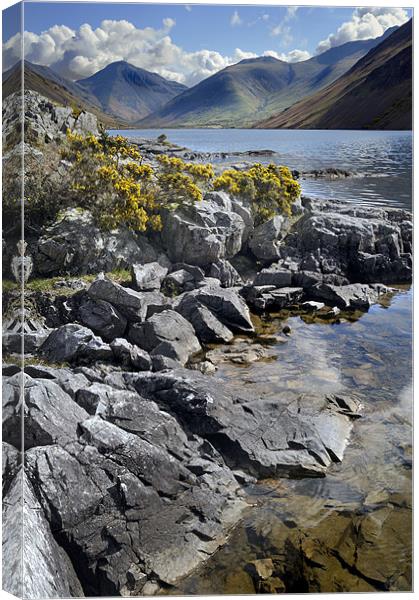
xmin=161 ymin=191 xmax=246 ymax=267
xmin=302 ymin=301 xmax=325 ymax=312
xmin=248 ymin=558 xmax=275 ymax=580
xmin=309 ymin=282 xmax=390 ymax=310
xmin=79 ymin=296 xmax=127 ymax=341
xmin=3 ymin=373 xmax=89 ymax=449
xmin=183 ymin=284 xmax=254 ymax=334
xmin=39 ymin=323 xmax=113 ymax=364
xmin=249 ymin=215 xmax=290 ymax=262
xmin=175 ymin=295 xmax=234 ymax=344
xmin=253 ymin=267 xmax=293 ymax=287
xmin=161 ymin=269 xmax=195 ymax=296
xmin=131 ymin=262 xmax=168 ymax=291
xmin=278 ymin=197 xmax=412 ymax=284
xmin=35 ymin=208 xmax=162 ymax=276
xmin=87 ymin=275 xmax=167 ymax=322
xmin=151 ymin=354 xmax=182 ymax=371
xmin=110 ymin=338 xmax=152 ymax=370
xmin=2 ymin=472 xmax=84 ymax=599
xmin=209 ymin=259 xmax=242 ymax=288
xmin=129 ymin=310 xmax=201 ymax=366
xmin=247 ymin=286 xmax=304 ymax=312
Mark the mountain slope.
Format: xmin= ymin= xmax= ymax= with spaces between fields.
xmin=256 ymin=20 xmax=412 ymax=130
xmin=2 ymin=61 xmax=126 ymax=128
xmin=138 ymin=28 xmax=398 ymax=128
xmin=76 ymin=61 xmax=187 ymax=122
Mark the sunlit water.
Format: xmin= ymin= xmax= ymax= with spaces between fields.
xmin=113 ymin=128 xmax=413 ymax=592
xmin=115 ymin=129 xmax=412 ymax=210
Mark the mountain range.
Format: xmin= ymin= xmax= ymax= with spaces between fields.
xmin=2 ymin=21 xmax=411 ymax=130
xmin=256 ymin=19 xmax=412 ymax=130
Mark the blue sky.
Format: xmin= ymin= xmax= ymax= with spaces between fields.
xmin=2 ymin=3 xmax=413 ymax=84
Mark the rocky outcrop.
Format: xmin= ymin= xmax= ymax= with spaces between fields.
xmin=39 ymin=324 xmax=112 ymax=364
xmin=276 ymin=197 xmax=412 ymax=284
xmin=35 ymin=208 xmax=166 ymax=276
xmin=2 ymin=362 xmax=363 ymax=596
xmin=161 ymin=192 xmax=250 ymax=267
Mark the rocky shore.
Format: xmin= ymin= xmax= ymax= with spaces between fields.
xmin=2 ymin=91 xmax=413 ymax=597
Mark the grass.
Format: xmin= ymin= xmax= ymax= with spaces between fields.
xmin=2 ymin=267 xmax=131 ymax=295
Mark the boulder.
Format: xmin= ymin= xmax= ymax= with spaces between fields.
xmin=87 ymin=276 xmax=167 ymax=322
xmin=248 ymin=216 xmax=290 ymax=262
xmin=2 ymin=472 xmax=84 ymax=599
xmin=161 ymin=191 xmax=247 ymax=267
xmin=309 ymin=283 xmax=390 ymax=310
xmin=175 ymin=295 xmax=234 ymax=344
xmin=131 ymin=262 xmax=168 ymax=291
xmin=183 ymin=284 xmax=254 ymax=334
xmin=129 ymin=310 xmax=201 ymax=365
xmin=79 ymin=296 xmax=127 ymax=341
xmin=161 ymin=269 xmax=196 ymax=296
xmin=278 ymin=198 xmax=412 ymax=284
xmin=209 ymin=259 xmax=242 ymax=288
xmin=110 ymin=338 xmax=152 ymax=370
xmin=39 ymin=323 xmax=112 ymax=364
xmin=253 ymin=267 xmax=293 ymax=288
xmin=35 ymin=208 xmax=163 ymax=276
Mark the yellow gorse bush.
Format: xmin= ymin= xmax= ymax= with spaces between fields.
xmin=213 ymin=163 xmax=301 ymax=225
xmin=63 ymin=130 xmax=300 ymax=232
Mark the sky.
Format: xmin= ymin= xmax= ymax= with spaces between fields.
xmin=2 ymin=3 xmax=413 ymax=85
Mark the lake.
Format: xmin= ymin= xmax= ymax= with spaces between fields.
xmin=114 ymin=129 xmax=413 ymax=211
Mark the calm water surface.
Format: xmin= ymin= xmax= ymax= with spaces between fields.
xmin=118 ymin=129 xmax=413 ymax=211
xmin=116 ymin=128 xmax=413 ymax=592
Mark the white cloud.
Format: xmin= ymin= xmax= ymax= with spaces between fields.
xmin=276 ymin=49 xmax=311 ymax=63
xmin=316 ymin=7 xmax=409 ymax=53
xmin=3 ymin=19 xmax=279 ymax=86
xmin=230 ymin=11 xmax=242 ymax=27
xmin=270 ymin=6 xmax=299 ymax=44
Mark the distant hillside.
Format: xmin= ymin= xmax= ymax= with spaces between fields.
xmin=2 ymin=61 xmax=126 ymax=128
xmin=256 ymin=20 xmax=412 ymax=130
xmin=138 ymin=28 xmax=398 ymax=128
xmin=76 ymin=61 xmax=188 ymax=123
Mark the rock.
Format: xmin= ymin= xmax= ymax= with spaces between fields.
xmin=133 ymin=369 xmax=362 ymax=478
xmin=254 ymin=267 xmax=293 ymax=287
xmin=278 ymin=198 xmax=412 ymax=284
xmin=109 ymin=337 xmax=151 ymax=370
xmin=247 ymin=286 xmax=304 ymax=312
xmin=3 ymin=373 xmax=89 ymax=449
xmin=206 ymin=340 xmax=277 ymax=366
xmin=302 ymin=301 xmax=325 ymax=312
xmin=161 ymin=269 xmax=196 ymax=295
xmin=309 ymin=282 xmax=390 ymax=310
xmin=209 ymin=259 xmax=242 ymax=288
xmin=2 ymin=472 xmax=84 ymax=598
xmin=161 ymin=191 xmax=247 ymax=267
xmin=131 ymin=262 xmax=168 ymax=291
xmin=35 ymin=208 xmax=162 ymax=276
xmin=79 ymin=296 xmax=127 ymax=341
xmin=2 ymin=442 xmax=21 ymax=495
xmin=39 ymin=323 xmax=113 ymax=363
xmin=249 ymin=216 xmax=290 ymax=262
xmin=282 ymin=325 xmax=291 ymax=335
xmin=183 ymin=284 xmax=254 ymax=334
xmin=151 ymin=354 xmax=182 ymax=371
xmin=129 ymin=310 xmax=201 ymax=366
xmin=175 ymin=295 xmax=234 ymax=344
xmin=87 ymin=275 xmax=167 ymax=322
xmin=248 ymin=558 xmax=274 ymax=580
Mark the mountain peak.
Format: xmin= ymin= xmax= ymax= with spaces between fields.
xmin=238 ymin=56 xmax=280 ymax=65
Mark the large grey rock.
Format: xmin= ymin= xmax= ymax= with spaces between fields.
xmin=209 ymin=259 xmax=242 ymax=288
xmin=2 ymin=472 xmax=84 ymax=599
xmin=39 ymin=323 xmax=112 ymax=363
xmin=133 ymin=369 xmax=362 ymax=478
xmin=245 ymin=286 xmax=304 ymax=312
xmin=79 ymin=296 xmax=127 ymax=341
xmin=253 ymin=267 xmax=293 ymax=288
xmin=35 ymin=208 xmax=162 ymax=276
xmin=278 ymin=198 xmax=412 ymax=284
xmin=161 ymin=191 xmax=246 ymax=267
xmin=175 ymin=295 xmax=234 ymax=344
xmin=129 ymin=310 xmax=201 ymax=365
xmin=249 ymin=216 xmax=290 ymax=262
xmin=87 ymin=276 xmax=167 ymax=322
xmin=110 ymin=337 xmax=152 ymax=370
xmin=3 ymin=373 xmax=89 ymax=449
xmin=309 ymin=282 xmax=390 ymax=310
xmin=183 ymin=284 xmax=254 ymax=334
xmin=131 ymin=262 xmax=168 ymax=291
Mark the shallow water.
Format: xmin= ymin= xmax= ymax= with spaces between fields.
xmin=113 ymin=129 xmax=412 ymax=211
xmin=174 ymin=289 xmax=412 ymax=593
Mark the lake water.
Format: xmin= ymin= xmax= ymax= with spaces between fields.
xmin=117 ymin=129 xmax=413 ymax=211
